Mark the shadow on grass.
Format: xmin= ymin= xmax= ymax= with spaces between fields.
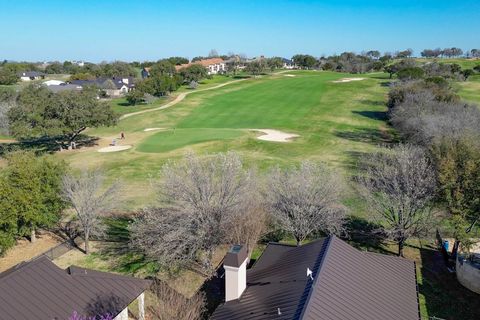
xmin=98 ymin=215 xmax=159 ymax=275
xmin=334 ymin=127 xmax=392 ymax=145
xmin=352 ymin=110 xmax=388 ymax=121
xmin=232 ymin=75 xmax=252 ymax=79
xmin=379 ymin=81 xmax=393 ymax=87
xmin=343 ymin=216 xmax=392 ymax=255
xmin=341 ymin=150 xmax=371 ymax=172
xmin=0 ymin=135 xmax=99 ymax=156
xmin=117 ymin=101 xmax=135 ymax=106
xmin=418 ymin=244 xmax=480 ymax=319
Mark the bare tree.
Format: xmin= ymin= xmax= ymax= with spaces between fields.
xmin=390 ymin=90 xmax=480 ymax=147
xmin=357 ymin=145 xmax=436 ymax=256
xmin=130 ymin=152 xmax=257 ymax=273
xmin=227 ymin=201 xmax=269 ymax=256
xmin=148 ymin=279 xmax=205 ymax=320
xmin=266 ymin=161 xmax=347 ymax=246
xmin=62 ymin=170 xmax=119 ymax=254
xmin=208 ymin=49 xmax=219 ymax=58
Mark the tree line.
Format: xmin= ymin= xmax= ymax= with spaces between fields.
xmin=0 ymin=85 xmax=117 ymax=149
xmin=385 ymin=62 xmax=480 ymax=252
xmin=384 ymin=58 xmax=479 ymax=80
xmin=421 ymin=48 xmax=480 ymax=58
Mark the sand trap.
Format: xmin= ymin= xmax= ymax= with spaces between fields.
xmin=332 ymin=77 xmax=365 ymax=83
xmin=284 ymin=74 xmax=296 ymax=77
xmin=98 ymin=145 xmax=132 ymax=153
xmin=144 ymin=128 xmax=164 ymax=132
xmin=252 ymin=129 xmax=299 ymax=142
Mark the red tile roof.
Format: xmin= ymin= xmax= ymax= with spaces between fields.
xmin=175 ymin=58 xmax=225 ymax=71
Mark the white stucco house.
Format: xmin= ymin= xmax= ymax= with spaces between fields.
xmin=282 ymin=58 xmax=297 ymax=69
xmin=176 ymin=58 xmax=227 ymax=75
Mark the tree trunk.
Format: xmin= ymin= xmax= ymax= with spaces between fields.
xmin=84 ymin=230 xmax=90 ymax=254
xmin=296 ymin=238 xmax=301 ymax=247
xmin=31 ymin=228 xmax=36 ymax=243
xmin=66 ymin=127 xmax=87 ymax=149
xmin=398 ymin=239 xmax=405 ymax=257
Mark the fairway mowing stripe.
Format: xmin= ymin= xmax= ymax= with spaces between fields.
xmin=119 ymin=78 xmax=250 ymax=120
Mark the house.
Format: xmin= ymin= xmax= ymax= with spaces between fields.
xmin=70 ymin=77 xmax=135 ymax=97
xmin=141 ymin=67 xmax=151 ymax=79
xmin=18 ymin=71 xmax=46 ymax=81
xmin=282 ymin=58 xmax=296 ymax=69
xmin=0 ymin=256 xmax=151 ymax=320
xmin=43 ymin=79 xmax=66 ymax=86
xmin=46 ymin=83 xmax=83 ymax=93
xmin=72 ymin=60 xmax=85 ymax=67
xmin=212 ymin=235 xmax=420 ymax=320
xmin=224 ymin=56 xmax=247 ymax=71
xmin=176 ymin=58 xmax=226 ymax=75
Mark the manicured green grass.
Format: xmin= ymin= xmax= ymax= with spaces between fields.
xmin=109 ymin=75 xmax=248 ymax=116
xmin=61 ymin=71 xmax=390 ymax=210
xmin=138 ymin=128 xmax=245 ymax=153
xmin=457 ymin=74 xmax=480 ymax=104
xmin=110 ymin=96 xmax=172 ymax=116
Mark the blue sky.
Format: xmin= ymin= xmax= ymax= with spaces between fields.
xmin=0 ymin=0 xmax=479 ymax=62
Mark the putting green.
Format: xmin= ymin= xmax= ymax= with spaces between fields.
xmin=137 ymin=128 xmax=245 ymax=153
xmin=64 ymin=71 xmax=390 ymax=209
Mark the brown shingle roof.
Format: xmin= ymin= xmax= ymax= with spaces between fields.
xmin=212 ymin=236 xmax=420 ymax=320
xmin=0 ymin=256 xmax=151 ymax=320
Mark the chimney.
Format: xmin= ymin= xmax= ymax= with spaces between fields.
xmin=224 ymin=244 xmax=248 ymax=302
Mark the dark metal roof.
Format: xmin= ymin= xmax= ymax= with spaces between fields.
xmin=0 ymin=256 xmax=151 ymax=320
xmin=212 ymin=236 xmax=420 ymax=320
xmin=46 ymin=84 xmax=83 ymax=93
xmin=224 ymin=245 xmax=248 ymax=268
xmin=17 ymin=71 xmax=45 ymax=77
xmin=70 ymin=77 xmax=134 ymax=90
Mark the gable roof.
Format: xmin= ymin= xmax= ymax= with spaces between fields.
xmin=212 ymin=236 xmax=420 ymax=320
xmin=46 ymin=84 xmax=83 ymax=93
xmin=0 ymin=256 xmax=151 ymax=320
xmin=175 ymin=58 xmax=225 ymax=71
xmin=194 ymin=58 xmax=225 ymax=67
xmin=70 ymin=77 xmax=134 ymax=89
xmin=18 ymin=71 xmax=45 ymax=77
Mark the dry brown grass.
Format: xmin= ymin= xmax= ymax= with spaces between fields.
xmin=0 ymin=231 xmax=62 ymax=272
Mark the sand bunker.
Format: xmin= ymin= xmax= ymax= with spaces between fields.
xmin=284 ymin=74 xmax=296 ymax=77
xmin=144 ymin=128 xmax=164 ymax=132
xmin=252 ymin=129 xmax=299 ymax=142
xmin=332 ymin=77 xmax=365 ymax=83
xmin=98 ymin=145 xmax=132 ymax=153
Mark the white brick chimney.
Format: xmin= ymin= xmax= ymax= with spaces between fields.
xmin=224 ymin=245 xmax=248 ymax=302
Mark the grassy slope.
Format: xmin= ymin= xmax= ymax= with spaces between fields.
xmin=414 ymin=57 xmax=480 ymax=69
xmin=457 ymin=74 xmax=480 ymax=104
xmin=109 ymin=75 xmax=249 ymax=115
xmin=42 ymin=70 xmax=480 ymax=319
xmin=61 ymin=71 xmax=390 ymax=211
